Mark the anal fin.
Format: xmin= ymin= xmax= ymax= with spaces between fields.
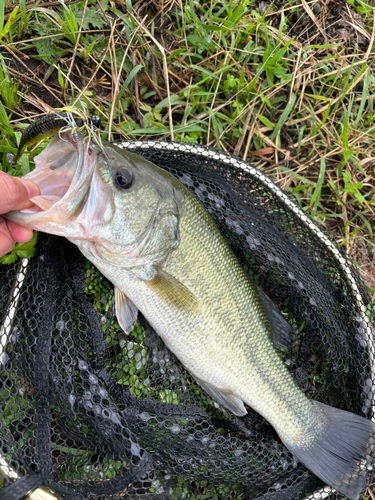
xmin=115 ymin=287 xmax=138 ymax=334
xmin=194 ymin=376 xmax=247 ymax=416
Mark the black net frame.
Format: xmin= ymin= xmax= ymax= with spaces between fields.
xmin=0 ymin=140 xmax=374 ymax=500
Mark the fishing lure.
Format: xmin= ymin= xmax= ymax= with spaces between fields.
xmin=8 ymin=110 xmax=101 ymax=164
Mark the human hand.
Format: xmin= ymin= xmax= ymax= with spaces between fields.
xmin=0 ymin=171 xmax=40 ymax=258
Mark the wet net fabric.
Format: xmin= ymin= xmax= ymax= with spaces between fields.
xmin=0 ymin=141 xmax=374 ymax=500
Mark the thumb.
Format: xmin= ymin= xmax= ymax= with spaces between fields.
xmin=0 ymin=171 xmax=40 ymax=214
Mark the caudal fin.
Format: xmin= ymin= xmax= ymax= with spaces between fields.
xmin=288 ymin=401 xmax=375 ymax=500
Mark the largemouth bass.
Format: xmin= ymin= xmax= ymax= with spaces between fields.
xmin=5 ymin=124 xmax=375 ymax=500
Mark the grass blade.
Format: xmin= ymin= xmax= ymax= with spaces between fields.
xmin=0 ymin=5 xmax=18 ymax=41
xmin=270 ymin=94 xmax=297 ymax=142
xmin=310 ymin=157 xmax=326 ymax=218
xmin=353 ymin=68 xmax=369 ymax=128
xmin=0 ymin=0 xmax=4 ymax=33
xmin=116 ymin=64 xmax=144 ymax=105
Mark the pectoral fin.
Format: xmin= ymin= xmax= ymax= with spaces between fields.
xmin=145 ymin=269 xmax=200 ymax=314
xmin=115 ymin=287 xmax=138 ymax=333
xmin=194 ymin=376 xmax=247 ymax=416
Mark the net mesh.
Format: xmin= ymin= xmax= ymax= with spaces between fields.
xmin=0 ymin=141 xmax=374 ymax=500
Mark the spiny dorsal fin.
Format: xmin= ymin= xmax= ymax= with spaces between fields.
xmin=145 ymin=269 xmax=201 ymax=314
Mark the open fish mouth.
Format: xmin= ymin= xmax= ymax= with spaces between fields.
xmin=4 ymin=130 xmax=168 ymax=263
xmin=5 ymin=132 xmax=98 ymax=239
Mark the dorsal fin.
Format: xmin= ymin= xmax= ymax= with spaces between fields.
xmin=257 ymin=286 xmax=294 ymax=350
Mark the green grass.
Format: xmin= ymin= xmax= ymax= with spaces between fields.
xmin=0 ymin=0 xmax=373 ymax=279
xmin=0 ymin=0 xmax=374 ymax=497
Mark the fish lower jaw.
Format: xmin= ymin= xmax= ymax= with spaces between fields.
xmin=4 ymin=208 xmax=88 ymax=240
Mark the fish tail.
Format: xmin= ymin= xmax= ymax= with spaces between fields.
xmin=287 ymin=401 xmax=375 ymax=500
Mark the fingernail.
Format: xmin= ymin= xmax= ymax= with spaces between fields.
xmin=20 ymin=179 xmax=40 ymax=199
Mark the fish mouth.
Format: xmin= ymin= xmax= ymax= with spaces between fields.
xmin=5 ymin=132 xmax=98 ymax=239
xmin=5 ymin=132 xmax=175 ymax=267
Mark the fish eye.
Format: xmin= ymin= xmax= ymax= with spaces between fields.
xmin=115 ymin=168 xmax=133 ymax=189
